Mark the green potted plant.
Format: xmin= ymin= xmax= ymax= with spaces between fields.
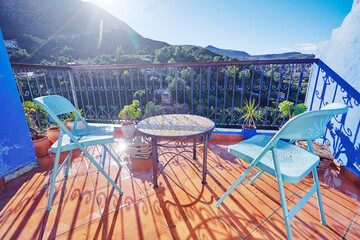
xmin=23 ymin=101 xmax=51 ymax=157
xmin=241 ymin=99 xmax=264 ymax=140
xmin=278 ymin=100 xmax=308 ymax=119
xmin=65 ymin=109 xmax=86 ymax=131
xmin=118 ymin=100 xmax=142 ymax=138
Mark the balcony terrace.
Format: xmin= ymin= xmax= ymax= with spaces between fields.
xmin=0 ymin=56 xmax=359 ymax=240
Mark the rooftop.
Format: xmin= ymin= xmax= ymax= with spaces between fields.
xmin=0 ymin=131 xmax=359 ymax=240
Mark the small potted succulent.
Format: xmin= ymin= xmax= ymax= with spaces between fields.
xmin=23 ymin=101 xmax=51 ymax=157
xmin=278 ymin=101 xmax=308 ymax=119
xmin=118 ymin=100 xmax=142 ymax=139
xmin=241 ymin=99 xmax=264 ymax=140
xmin=65 ymin=109 xmax=86 ymax=131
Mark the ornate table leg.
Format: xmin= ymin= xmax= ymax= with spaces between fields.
xmin=152 ymin=137 xmax=159 ymax=188
xmin=202 ymin=134 xmax=208 ymax=184
xmin=193 ymin=137 xmax=197 ymax=160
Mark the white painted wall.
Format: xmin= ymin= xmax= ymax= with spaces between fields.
xmin=316 ymin=3 xmax=360 ymax=90
xmin=353 ymin=0 xmax=360 ymax=9
xmin=306 ymin=0 xmax=360 ymax=176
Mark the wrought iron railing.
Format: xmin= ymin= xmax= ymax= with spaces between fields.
xmin=12 ymin=59 xmax=316 ymax=132
xmin=306 ymin=59 xmax=360 ymax=177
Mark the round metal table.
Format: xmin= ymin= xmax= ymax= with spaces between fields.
xmin=137 ymin=114 xmax=215 ymax=188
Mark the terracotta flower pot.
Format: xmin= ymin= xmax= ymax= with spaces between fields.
xmin=121 ymin=122 xmax=136 ymax=139
xmin=33 ymin=134 xmax=51 ymax=157
xmin=47 ymin=126 xmax=60 ymax=144
xmin=47 ymin=125 xmax=72 ymax=143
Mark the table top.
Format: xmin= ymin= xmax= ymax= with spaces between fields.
xmin=137 ymin=114 xmax=215 ymax=138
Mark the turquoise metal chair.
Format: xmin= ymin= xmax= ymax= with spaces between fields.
xmin=34 ymin=95 xmax=123 ymax=211
xmin=215 ymin=103 xmax=348 ymax=240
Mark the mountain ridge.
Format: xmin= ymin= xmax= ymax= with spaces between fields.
xmin=206 ymin=45 xmax=315 ymax=60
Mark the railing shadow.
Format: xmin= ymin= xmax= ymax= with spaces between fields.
xmin=310 ymin=60 xmax=360 ymax=180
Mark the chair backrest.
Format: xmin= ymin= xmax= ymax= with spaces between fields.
xmin=248 ymin=103 xmax=348 ymax=167
xmin=34 ymin=95 xmax=88 ymax=130
xmin=270 ymin=103 xmax=348 ymax=148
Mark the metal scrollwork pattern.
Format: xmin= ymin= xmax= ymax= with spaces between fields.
xmin=310 ymin=60 xmax=360 ymax=177
xmin=12 ymin=59 xmax=314 ymax=130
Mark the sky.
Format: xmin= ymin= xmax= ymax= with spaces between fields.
xmin=86 ymin=0 xmax=353 ymax=55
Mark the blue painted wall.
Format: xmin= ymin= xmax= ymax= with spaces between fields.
xmin=0 ymin=29 xmax=38 ymax=177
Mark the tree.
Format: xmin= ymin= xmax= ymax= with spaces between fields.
xmin=136 ymin=49 xmax=146 ymax=55
xmin=168 ymin=58 xmax=176 ymax=63
xmin=17 ymin=34 xmax=44 ymax=53
xmin=154 ymin=47 xmax=172 ymax=63
xmin=168 ymin=76 xmax=192 ymax=105
xmin=143 ymin=46 xmax=152 ymax=55
xmin=116 ymin=46 xmax=124 ymax=61
xmin=59 ymin=46 xmax=75 ymax=58
xmin=11 ymin=49 xmax=30 ymax=63
xmin=213 ymin=56 xmax=221 ymax=62
xmin=174 ymin=46 xmax=187 ymax=62
xmin=57 ymin=56 xmax=69 ymax=65
xmin=93 ymin=54 xmax=113 ymax=65
xmin=40 ymin=59 xmax=52 ymax=65
xmin=143 ymin=101 xmax=163 ymax=118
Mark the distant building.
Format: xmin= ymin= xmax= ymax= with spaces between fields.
xmin=75 ymin=59 xmax=93 ymax=65
xmin=4 ymin=40 xmax=19 ymax=57
xmin=292 ymin=69 xmax=310 ymax=78
xmin=161 ymin=90 xmax=171 ymax=104
xmin=270 ymin=91 xmax=285 ymax=101
xmin=154 ymin=89 xmax=172 ymax=105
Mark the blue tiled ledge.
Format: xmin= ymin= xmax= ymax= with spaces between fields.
xmin=88 ymin=123 xmax=278 ymax=137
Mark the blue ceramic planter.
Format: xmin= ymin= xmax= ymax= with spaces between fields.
xmin=242 ymin=125 xmax=257 ymax=140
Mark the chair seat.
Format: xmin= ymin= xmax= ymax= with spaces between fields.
xmin=228 ymin=135 xmax=320 ymax=183
xmin=51 ymin=126 xmax=115 ymax=152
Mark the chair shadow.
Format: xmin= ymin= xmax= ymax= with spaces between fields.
xmin=209 ymin=144 xmax=239 ymax=164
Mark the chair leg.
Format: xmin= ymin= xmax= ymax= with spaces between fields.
xmin=103 ymin=144 xmax=122 ymax=168
xmin=215 ymin=164 xmax=257 ymax=207
xmin=47 ymin=132 xmax=64 ymax=211
xmin=313 ymin=169 xmax=326 ymax=225
xmin=81 ymin=147 xmax=123 ymax=195
xmin=249 ymin=170 xmax=264 ymax=185
xmin=64 ymin=150 xmax=73 ymax=178
xmin=272 ymin=149 xmax=293 ymax=240
xmin=275 ymin=174 xmax=293 ymax=240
